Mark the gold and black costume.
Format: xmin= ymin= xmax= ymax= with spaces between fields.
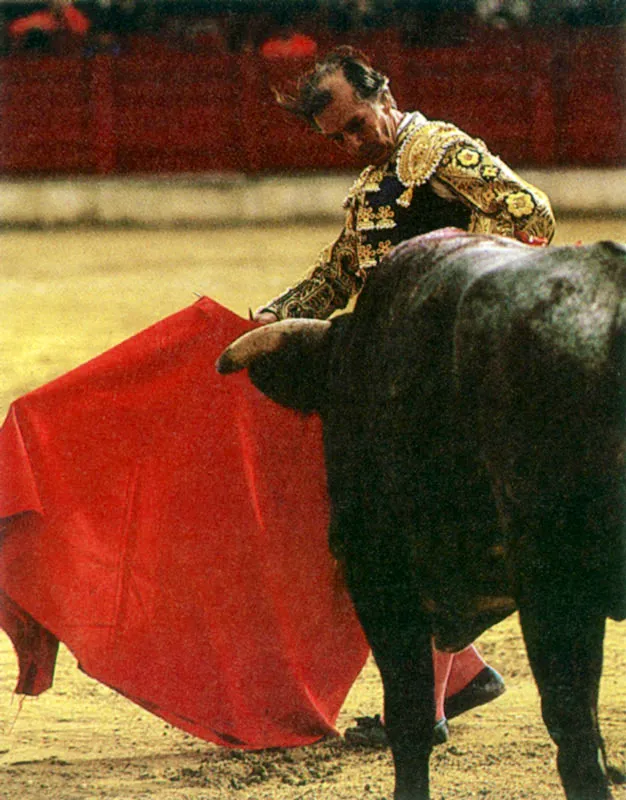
xmin=262 ymin=113 xmax=556 ymax=320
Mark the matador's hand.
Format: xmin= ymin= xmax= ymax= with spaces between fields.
xmin=515 ymin=231 xmax=549 ymax=246
xmin=252 ymin=309 xmax=279 ymax=325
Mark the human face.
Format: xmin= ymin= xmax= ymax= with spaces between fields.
xmin=314 ymin=71 xmax=401 ymax=167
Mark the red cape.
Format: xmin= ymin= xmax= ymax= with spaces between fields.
xmin=0 ymin=298 xmax=368 ymax=749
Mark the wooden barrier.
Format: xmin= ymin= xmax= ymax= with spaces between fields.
xmin=384 ymin=27 xmax=558 ymax=165
xmin=558 ymin=27 xmax=625 ymax=165
xmin=0 ymin=26 xmax=623 ymax=176
xmin=0 ymin=55 xmax=93 ymax=173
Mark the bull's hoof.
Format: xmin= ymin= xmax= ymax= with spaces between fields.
xmin=444 ymin=666 xmax=506 ymax=721
xmin=608 ymin=764 xmax=626 ymax=785
xmin=433 ymin=717 xmax=450 ymax=745
xmin=343 ymin=714 xmax=449 ymax=747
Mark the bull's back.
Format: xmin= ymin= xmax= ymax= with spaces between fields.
xmin=454 ymin=239 xmax=626 ymax=492
xmin=331 ymin=233 xmax=626 ymax=624
xmin=454 ymin=239 xmax=626 ymax=620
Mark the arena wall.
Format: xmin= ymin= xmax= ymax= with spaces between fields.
xmin=1 ymin=25 xmax=623 ymax=178
xmin=0 ymin=168 xmax=624 ymax=227
xmin=1 ymin=20 xmax=623 ymax=227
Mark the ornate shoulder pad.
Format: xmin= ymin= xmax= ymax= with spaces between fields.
xmin=395 ymin=121 xmax=469 ymax=206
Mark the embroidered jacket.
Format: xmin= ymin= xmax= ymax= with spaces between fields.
xmin=262 ymin=114 xmax=556 ymax=319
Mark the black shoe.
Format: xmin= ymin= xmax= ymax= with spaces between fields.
xmin=444 ymin=666 xmax=506 ymax=721
xmin=432 ymin=717 xmax=450 ymax=745
xmin=344 ymin=714 xmax=449 ymax=747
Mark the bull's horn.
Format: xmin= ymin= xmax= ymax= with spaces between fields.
xmin=216 ymin=318 xmax=331 ymax=374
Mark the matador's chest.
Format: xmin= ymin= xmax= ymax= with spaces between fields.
xmin=352 ymin=172 xmax=470 ymax=269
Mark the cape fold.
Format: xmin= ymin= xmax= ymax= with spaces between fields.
xmin=0 ymin=297 xmax=368 ymax=749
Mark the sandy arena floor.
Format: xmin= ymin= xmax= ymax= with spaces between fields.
xmin=1 ymin=218 xmax=625 ymax=799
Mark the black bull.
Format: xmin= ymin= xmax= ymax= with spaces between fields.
xmin=217 ymin=229 xmax=626 ymax=800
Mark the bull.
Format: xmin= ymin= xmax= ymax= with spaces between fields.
xmin=217 ymin=229 xmax=626 ymax=800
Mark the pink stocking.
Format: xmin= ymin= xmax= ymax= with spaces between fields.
xmin=431 ymin=643 xmax=454 ymax=721
xmin=444 ymin=644 xmax=487 ymax=698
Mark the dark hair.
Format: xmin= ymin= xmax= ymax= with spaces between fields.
xmin=274 ymin=46 xmax=391 ymax=128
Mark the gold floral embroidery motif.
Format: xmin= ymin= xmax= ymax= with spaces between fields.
xmin=455 ymin=147 xmax=482 ymax=169
xmin=481 ymin=164 xmax=500 ymax=180
xmin=357 ymin=201 xmax=396 ymax=231
xmin=377 ymin=240 xmax=394 ymax=258
xmin=377 ymin=205 xmax=395 ymax=228
xmin=364 ymin=166 xmax=386 ymax=191
xmin=357 ymin=203 xmax=377 ymax=230
xmin=358 ymin=241 xmax=376 ymax=267
xmin=505 ymin=190 xmax=537 ymax=218
xmin=358 ymin=238 xmax=395 ymax=268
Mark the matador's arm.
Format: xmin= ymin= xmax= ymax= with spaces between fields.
xmin=431 ymin=137 xmax=556 ymax=242
xmin=259 ymin=219 xmax=364 ymax=320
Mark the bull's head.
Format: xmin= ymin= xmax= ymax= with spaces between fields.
xmin=216 ymin=318 xmax=334 ymax=414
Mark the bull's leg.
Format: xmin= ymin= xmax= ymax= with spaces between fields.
xmin=347 ymin=571 xmax=434 ymax=800
xmin=376 ymin=629 xmax=434 ymax=800
xmin=518 ymin=597 xmax=612 ymax=800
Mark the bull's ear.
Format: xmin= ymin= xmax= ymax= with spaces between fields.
xmin=216 ymin=319 xmax=331 ymax=375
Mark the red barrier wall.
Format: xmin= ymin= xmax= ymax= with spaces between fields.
xmin=558 ymin=28 xmax=625 ymax=164
xmin=0 ymin=56 xmax=92 ymax=173
xmin=0 ymin=26 xmax=623 ymax=176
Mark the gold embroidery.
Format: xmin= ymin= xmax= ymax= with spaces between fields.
xmin=455 ymin=147 xmax=482 ymax=168
xmin=505 ymin=190 xmax=537 ymax=219
xmin=468 ymin=211 xmax=507 ymax=236
xmin=481 ymin=164 xmax=499 ymax=180
xmin=264 ymin=114 xmax=555 ymax=321
xmin=358 ymin=241 xmax=377 ymax=267
xmin=333 ymin=235 xmax=360 ymax=275
xmin=356 ymin=201 xmax=397 ymax=231
xmin=346 ymin=115 xmax=432 ymax=210
xmin=377 ymin=240 xmax=394 ymax=258
xmin=437 ymin=142 xmax=555 ymax=242
xmin=376 ymin=205 xmax=395 ymax=229
xmin=364 ymin=166 xmax=386 ymax=191
xmin=482 ymin=186 xmax=497 ymax=207
xmin=397 ymin=187 xmax=414 ymax=208
xmin=358 ymin=238 xmax=395 ymax=267
xmin=264 ymin=226 xmax=362 ymax=319
xmin=357 ymin=203 xmax=376 ymax=230
xmin=344 ymin=164 xmax=386 ymax=208
xmin=396 ymin=121 xmax=469 ymax=191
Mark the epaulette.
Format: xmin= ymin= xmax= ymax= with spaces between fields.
xmin=395 ymin=121 xmax=471 ymax=207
